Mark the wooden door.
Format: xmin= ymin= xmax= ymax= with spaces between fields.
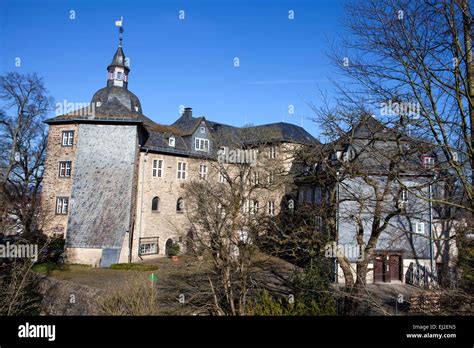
xmin=374 ymin=255 xmax=384 ymax=282
xmin=389 ymin=255 xmax=401 ymax=281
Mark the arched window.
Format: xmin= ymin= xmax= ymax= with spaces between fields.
xmin=152 ymin=196 xmax=160 ymax=211
xmin=176 ymin=198 xmax=184 ymax=212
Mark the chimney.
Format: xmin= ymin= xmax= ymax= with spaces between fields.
xmin=183 ymin=107 xmax=192 ymax=118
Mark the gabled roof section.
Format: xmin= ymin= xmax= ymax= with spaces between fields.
xmin=171 ymin=114 xmax=317 ymax=145
xmin=171 ymin=114 xmax=205 ymax=136
xmin=143 ymin=129 xmax=189 ymax=154
xmin=350 ymin=115 xmax=408 ymax=141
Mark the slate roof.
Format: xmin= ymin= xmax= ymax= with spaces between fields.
xmin=45 ymin=86 xmax=157 ymax=127
xmin=108 ymin=46 xmax=129 ymax=71
xmin=171 ymin=114 xmax=204 ymax=135
xmin=241 ymin=122 xmax=316 ymax=144
xmin=142 ymin=116 xmax=317 ymax=156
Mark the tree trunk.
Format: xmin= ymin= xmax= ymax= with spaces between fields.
xmin=461 ymin=0 xmax=474 ymax=210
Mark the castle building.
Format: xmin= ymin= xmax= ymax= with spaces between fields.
xmin=41 ymin=36 xmax=315 ymax=267
xmin=41 ymin=33 xmax=453 ymax=286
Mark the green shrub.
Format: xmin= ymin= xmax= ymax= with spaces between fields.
xmin=167 ymin=242 xmax=180 ymax=256
xmin=109 ymin=263 xmax=158 ymax=271
xmin=247 ymin=261 xmax=336 ymax=316
xmin=246 ymin=289 xmax=335 ymax=316
xmin=32 ymin=263 xmax=90 ymax=274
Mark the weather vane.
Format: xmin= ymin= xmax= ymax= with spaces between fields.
xmin=115 ymin=16 xmax=124 ymax=46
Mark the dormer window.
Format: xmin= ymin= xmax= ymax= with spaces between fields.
xmin=169 ymin=137 xmax=176 ymax=147
xmin=96 ymin=101 xmax=101 ymax=107
xmin=195 ymin=138 xmax=209 ymax=152
xmin=134 ymin=106 xmax=139 ymax=112
xmin=422 ymin=155 xmax=435 ymax=169
xmin=200 ymin=126 xmax=206 ymax=134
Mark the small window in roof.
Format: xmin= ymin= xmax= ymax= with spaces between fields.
xmin=169 ymin=136 xmax=175 ymax=147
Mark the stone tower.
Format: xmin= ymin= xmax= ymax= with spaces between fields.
xmin=43 ymin=31 xmax=150 ymax=267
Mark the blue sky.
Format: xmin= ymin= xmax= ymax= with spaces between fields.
xmin=0 ymin=0 xmax=346 ymax=137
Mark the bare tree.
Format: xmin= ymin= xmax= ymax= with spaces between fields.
xmin=308 ymin=0 xmax=474 ymax=310
xmin=327 ymin=0 xmax=473 ymax=211
xmin=0 ymin=72 xmax=52 ymax=236
xmin=181 ymin=128 xmax=290 ymax=315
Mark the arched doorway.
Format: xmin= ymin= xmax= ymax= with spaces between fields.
xmin=165 ymin=238 xmax=173 ymax=256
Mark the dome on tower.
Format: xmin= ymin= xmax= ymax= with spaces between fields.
xmin=91 ymin=86 xmax=142 ymax=115
xmin=90 ymin=33 xmax=144 ymax=116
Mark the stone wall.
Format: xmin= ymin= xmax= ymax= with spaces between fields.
xmin=131 ymin=142 xmax=296 ymax=261
xmin=41 ymin=124 xmax=79 ymax=237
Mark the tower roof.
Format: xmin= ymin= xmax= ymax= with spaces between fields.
xmin=108 ymin=46 xmax=129 ymax=72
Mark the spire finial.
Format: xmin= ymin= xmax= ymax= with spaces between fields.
xmin=115 ymin=16 xmax=124 ymax=47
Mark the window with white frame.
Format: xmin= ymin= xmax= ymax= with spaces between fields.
xmin=200 ymin=126 xmax=206 ymax=134
xmin=422 ymin=155 xmax=435 ymax=169
xmin=152 ymin=159 xmax=163 ymax=178
xmin=242 ymin=199 xmax=250 ymax=214
xmin=169 ymin=137 xmax=175 ymax=147
xmin=61 ymin=131 xmax=74 ymax=147
xmin=195 ymin=138 xmax=209 ymax=152
xmin=268 ymin=201 xmax=275 ymax=216
xmin=177 ymin=162 xmax=186 ymax=180
xmin=415 ymin=221 xmax=425 ymax=234
xmin=139 ymin=237 xmax=159 ymax=255
xmin=401 ymin=188 xmax=408 ymax=203
xmin=199 ymin=164 xmax=208 ymax=179
xmin=56 ymin=197 xmax=69 ymax=215
xmin=269 ymin=146 xmax=276 ymax=159
xmin=59 ymin=161 xmax=72 ymax=178
xmin=251 ymin=171 xmax=259 ymax=185
xmin=268 ymin=171 xmax=275 ymax=184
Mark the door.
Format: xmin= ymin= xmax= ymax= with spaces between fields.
xmin=374 ymin=255 xmax=384 ymax=282
xmin=389 ymin=255 xmax=401 ymax=281
xmin=165 ymin=238 xmax=173 ymax=256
